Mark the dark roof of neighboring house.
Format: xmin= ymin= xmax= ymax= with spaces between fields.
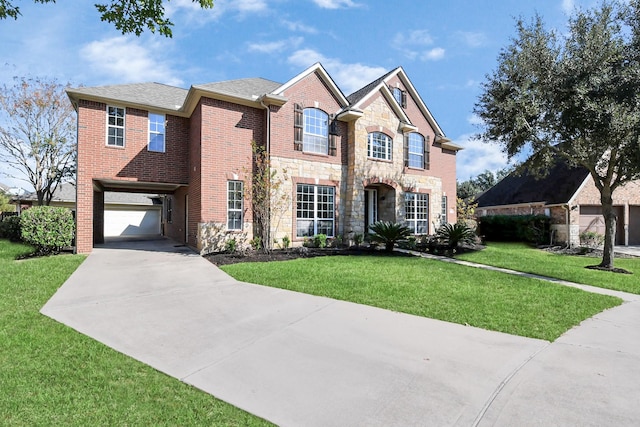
xmin=194 ymin=78 xmax=282 ymax=102
xmin=18 ymin=183 xmax=160 ymax=206
xmin=476 ymin=161 xmax=590 ymax=207
xmin=346 ymin=68 xmax=397 ymax=105
xmin=69 ymin=83 xmax=189 ymax=111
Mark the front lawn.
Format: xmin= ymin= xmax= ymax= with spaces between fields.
xmin=457 ymin=242 xmax=640 ymax=294
xmin=221 ymin=254 xmax=621 ymax=342
xmin=0 ymin=240 xmax=272 ymax=426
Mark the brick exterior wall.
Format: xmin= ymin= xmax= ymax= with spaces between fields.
xmin=74 ymin=67 xmax=458 ymax=253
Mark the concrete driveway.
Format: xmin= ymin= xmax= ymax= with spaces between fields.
xmin=41 ymin=238 xmax=640 ymax=426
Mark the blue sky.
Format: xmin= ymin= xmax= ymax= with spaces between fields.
xmin=0 ymin=0 xmax=592 ymax=190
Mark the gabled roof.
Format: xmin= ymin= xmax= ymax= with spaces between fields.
xmin=346 ymin=66 xmax=447 ymax=139
xmin=67 ymin=83 xmax=188 ymax=112
xmin=476 ymin=161 xmax=590 ymax=208
xmin=273 ymin=62 xmax=349 ymax=109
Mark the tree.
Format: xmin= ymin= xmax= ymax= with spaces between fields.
xmin=0 ymin=190 xmax=14 ymax=212
xmin=0 ymin=77 xmax=76 ymax=206
xmin=474 ymin=1 xmax=640 ymax=271
xmin=457 ymin=167 xmax=513 ymax=200
xmin=0 ymin=0 xmax=214 ymax=37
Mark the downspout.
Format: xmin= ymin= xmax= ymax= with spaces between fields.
xmin=563 ymin=204 xmax=571 ymax=248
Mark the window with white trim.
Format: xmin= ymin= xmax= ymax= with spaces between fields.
xmin=296 ymin=184 xmax=335 ymax=237
xmin=408 ymin=133 xmax=425 ymax=168
xmin=405 ymin=192 xmax=429 ymax=234
xmin=107 ymin=106 xmax=125 ymax=147
xmin=303 ymin=108 xmax=329 ymax=154
xmin=148 ymin=113 xmax=165 ymax=152
xmin=368 ymin=132 xmax=392 ymax=161
xmin=441 ymin=196 xmax=448 ymax=224
xmin=227 ymin=181 xmax=243 ymax=230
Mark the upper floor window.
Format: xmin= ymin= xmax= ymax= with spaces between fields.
xmin=107 ymin=106 xmax=125 ymax=147
xmin=368 ymin=132 xmax=392 ymax=161
xmin=392 ymin=87 xmax=407 ymax=108
xmin=303 ymin=108 xmax=328 ymax=154
xmin=148 ymin=113 xmax=165 ymax=152
xmin=404 ymin=132 xmax=430 ymax=170
xmin=294 ymin=104 xmax=338 ymax=156
xmin=408 ymin=133 xmax=424 ymax=168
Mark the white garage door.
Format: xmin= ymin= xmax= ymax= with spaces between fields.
xmin=104 ymin=209 xmax=161 ymax=237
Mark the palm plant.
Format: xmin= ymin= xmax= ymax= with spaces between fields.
xmin=369 ymin=221 xmax=411 ymax=252
xmin=436 ymin=222 xmax=476 ymax=250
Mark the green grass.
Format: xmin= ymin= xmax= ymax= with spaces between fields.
xmin=0 ymin=239 xmax=272 ymax=426
xmin=221 ymin=254 xmax=621 ymax=342
xmin=457 ymin=242 xmax=640 ymax=294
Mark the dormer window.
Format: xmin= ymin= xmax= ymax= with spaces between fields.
xmin=392 ymin=87 xmax=407 ymax=108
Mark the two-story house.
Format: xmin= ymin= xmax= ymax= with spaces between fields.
xmin=67 ymin=63 xmax=461 ymax=254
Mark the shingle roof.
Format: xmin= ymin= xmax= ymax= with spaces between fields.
xmin=194 ymin=78 xmax=282 ymax=101
xmin=68 ymin=83 xmax=188 ymax=111
xmin=0 ymin=182 xmax=9 ymax=193
xmin=20 ymin=183 xmax=160 ymax=206
xmin=476 ymin=160 xmax=590 ymax=207
xmin=346 ymin=68 xmax=397 ymax=105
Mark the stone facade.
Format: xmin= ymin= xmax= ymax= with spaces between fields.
xmin=70 ymin=64 xmax=460 ymax=253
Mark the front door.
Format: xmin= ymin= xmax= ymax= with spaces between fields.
xmin=365 ymin=189 xmax=378 ymax=233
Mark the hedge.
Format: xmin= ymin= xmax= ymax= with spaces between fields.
xmin=477 ymin=214 xmax=550 ymax=244
xmin=20 ymin=206 xmax=74 ymax=254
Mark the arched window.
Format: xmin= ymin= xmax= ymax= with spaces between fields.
xmin=368 ymin=132 xmax=392 ymax=160
xmin=303 ymin=108 xmax=328 ymax=154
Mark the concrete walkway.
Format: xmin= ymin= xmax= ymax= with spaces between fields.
xmin=41 ymin=238 xmax=640 ymax=426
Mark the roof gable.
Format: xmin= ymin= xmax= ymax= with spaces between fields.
xmin=273 ymin=62 xmax=349 ymax=109
xmin=476 ymin=161 xmax=590 ymax=208
xmin=347 ymin=67 xmax=446 ymax=138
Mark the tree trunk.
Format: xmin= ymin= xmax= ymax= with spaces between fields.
xmin=599 ymin=190 xmax=616 ymax=269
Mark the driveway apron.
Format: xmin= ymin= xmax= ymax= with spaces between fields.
xmin=41 ymin=238 xmax=640 ymax=426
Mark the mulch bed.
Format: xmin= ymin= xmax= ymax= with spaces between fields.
xmin=204 ymin=246 xmax=413 ymax=266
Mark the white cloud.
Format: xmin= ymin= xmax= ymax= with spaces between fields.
xmin=456 ymin=31 xmax=487 ymax=48
xmin=288 ymin=49 xmax=387 ymax=94
xmin=312 ymin=0 xmax=359 ymax=9
xmin=454 ymin=133 xmax=509 ymax=181
xmin=80 ymin=37 xmax=184 ymax=87
xmin=392 ymin=29 xmax=445 ymax=62
xmin=561 ymin=0 xmax=575 ymax=14
xmin=422 ymin=47 xmax=445 ymax=61
xmin=248 ymin=37 xmax=304 ymax=54
xmin=166 ymin=0 xmax=267 ymax=24
xmin=282 ymin=19 xmax=318 ymax=34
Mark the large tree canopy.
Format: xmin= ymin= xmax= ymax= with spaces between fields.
xmin=0 ymin=77 xmax=76 ymax=206
xmin=0 ymin=0 xmax=214 ymax=37
xmin=474 ymin=0 xmax=640 ymax=270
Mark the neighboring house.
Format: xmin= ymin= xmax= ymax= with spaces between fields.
xmin=15 ymin=183 xmax=162 ymax=238
xmin=67 ymin=63 xmax=461 ymax=254
xmin=475 ymin=160 xmax=640 ymax=246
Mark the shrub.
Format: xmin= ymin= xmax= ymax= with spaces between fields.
xmin=281 ymin=235 xmax=290 ymax=249
xmin=353 ymin=233 xmax=364 ymax=247
xmin=313 ymin=234 xmax=327 ymax=248
xmin=0 ymin=215 xmax=22 ymax=242
xmin=249 ymin=236 xmax=262 ymax=251
xmin=580 ymin=231 xmax=604 ymax=248
xmin=225 ymin=238 xmax=237 ymax=253
xmin=20 ymin=206 xmax=74 ymax=255
xmin=436 ymin=223 xmax=477 ymax=249
xmin=369 ymin=221 xmax=411 ymax=252
xmin=477 ymin=214 xmax=550 ymax=244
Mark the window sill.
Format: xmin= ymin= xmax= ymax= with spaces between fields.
xmin=302 ymin=151 xmax=330 ymax=158
xmin=368 ymin=157 xmax=393 ymax=163
xmin=106 ymin=144 xmax=125 ymax=149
